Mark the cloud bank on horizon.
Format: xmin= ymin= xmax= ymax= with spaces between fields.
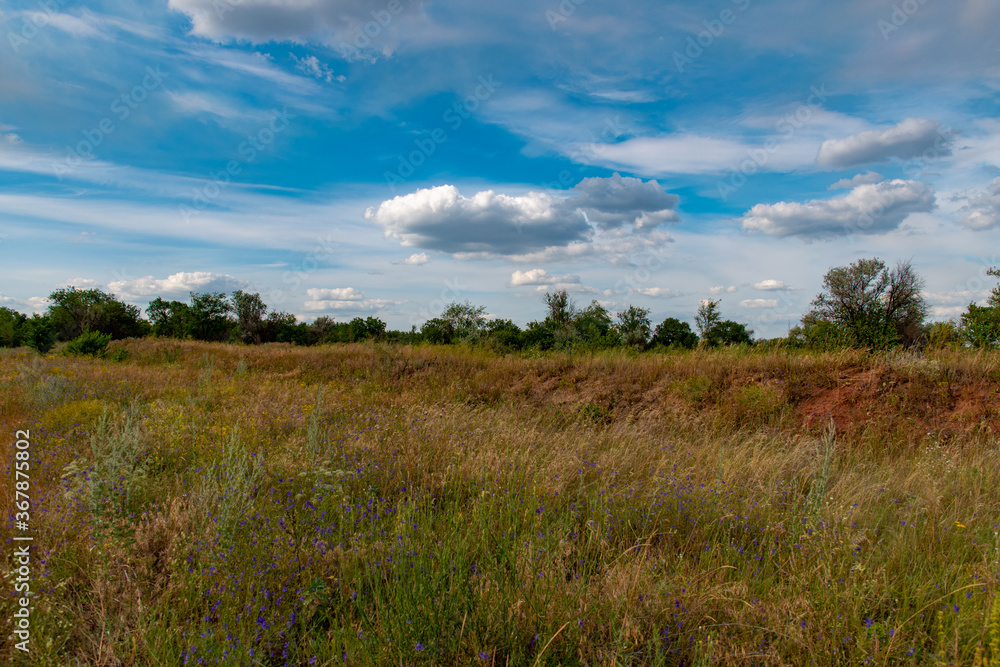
xmin=1 ymin=0 xmax=998 ymax=337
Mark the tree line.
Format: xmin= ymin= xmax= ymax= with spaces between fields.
xmin=1 ymin=258 xmax=998 ymax=355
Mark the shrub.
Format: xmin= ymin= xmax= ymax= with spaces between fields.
xmin=66 ymin=330 xmax=111 ymax=357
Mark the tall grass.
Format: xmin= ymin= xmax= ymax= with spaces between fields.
xmin=1 ymin=340 xmax=998 ymax=665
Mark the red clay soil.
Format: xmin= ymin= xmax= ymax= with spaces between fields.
xmin=797 ymin=368 xmax=1000 ymax=436
xmin=521 ymin=363 xmax=999 ymax=438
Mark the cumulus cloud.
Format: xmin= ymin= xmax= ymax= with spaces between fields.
xmin=366 ymin=177 xmax=679 ymax=258
xmin=957 ymin=177 xmax=1000 ymax=230
xmin=630 ymin=287 xmax=681 ymax=298
xmin=108 ymin=272 xmax=248 ymax=297
xmin=829 ymin=171 xmax=883 ymax=189
xmin=306 ymin=287 xmax=365 ymax=301
xmin=570 ymin=172 xmax=679 ymax=230
xmin=740 ymin=299 xmax=778 ymax=308
xmin=303 ymin=287 xmax=396 ymax=312
xmin=507 ymin=269 xmax=580 ymax=287
xmin=400 ymin=252 xmax=429 ymax=265
xmin=709 ymin=285 xmax=738 ymax=295
xmin=366 ymin=185 xmax=590 ymax=256
xmin=923 ymin=289 xmax=993 ymax=306
xmin=57 ymin=277 xmax=101 ymax=290
xmin=740 ymin=179 xmax=936 ymax=238
xmin=168 ymin=0 xmax=424 ymax=56
xmin=753 ymin=279 xmax=787 ymax=291
xmin=26 ymin=296 xmax=49 ymax=312
xmin=303 ymin=298 xmax=393 ymax=311
xmin=816 ymin=118 xmax=954 ymax=168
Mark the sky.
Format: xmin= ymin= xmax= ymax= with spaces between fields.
xmin=0 ymin=0 xmax=998 ymax=337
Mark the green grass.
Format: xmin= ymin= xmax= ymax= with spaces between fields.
xmin=1 ymin=340 xmax=999 ymax=665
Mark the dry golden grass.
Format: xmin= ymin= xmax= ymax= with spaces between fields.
xmin=0 ymin=340 xmax=998 ymax=665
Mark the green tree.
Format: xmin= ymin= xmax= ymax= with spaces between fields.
xmin=483 ymin=318 xmax=524 ymax=351
xmin=420 ymin=317 xmax=454 ymax=344
xmin=347 ymin=317 xmax=386 ymax=342
xmin=959 ymin=267 xmax=1000 ymax=348
xmin=231 ymin=290 xmax=268 ymax=344
xmin=146 ymin=298 xmax=193 ymax=338
xmin=650 ymin=317 xmax=698 ymax=349
xmin=47 ymin=287 xmax=147 ymax=341
xmin=695 ymin=300 xmax=721 ymax=340
xmin=441 ymin=301 xmax=487 ymax=342
xmin=263 ymin=311 xmax=309 ymax=344
xmin=103 ymin=300 xmax=150 ymax=339
xmin=695 ymin=300 xmax=753 ymax=347
xmin=961 ymin=305 xmax=1000 ymax=347
xmin=615 ymin=305 xmax=651 ymax=350
xmin=543 ymin=290 xmax=576 ymax=328
xmin=540 ymin=290 xmax=577 ymax=349
xmin=0 ymin=307 xmax=26 ymax=347
xmin=574 ymin=301 xmax=617 ymax=348
xmin=788 ymin=315 xmax=850 ymax=351
xmin=310 ymin=316 xmax=346 ymax=344
xmin=523 ymin=319 xmax=556 ymax=350
xmin=808 ymin=258 xmax=927 ymax=349
xmin=705 ymin=320 xmax=753 ymax=347
xmin=188 ymin=292 xmax=234 ymax=342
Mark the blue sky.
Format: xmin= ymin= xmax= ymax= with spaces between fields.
xmin=1 ymin=0 xmax=998 ymax=336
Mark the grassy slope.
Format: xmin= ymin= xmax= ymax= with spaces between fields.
xmin=1 ymin=340 xmax=999 ymax=666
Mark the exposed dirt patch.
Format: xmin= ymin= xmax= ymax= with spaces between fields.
xmin=796 ymin=367 xmax=999 ymax=436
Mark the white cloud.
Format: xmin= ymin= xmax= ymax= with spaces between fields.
xmin=306 ymin=287 xmax=365 ymax=301
xmin=366 ymin=184 xmax=590 ymax=256
xmin=168 ymin=0 xmax=425 ymax=57
xmin=39 ymin=11 xmax=107 ymax=39
xmin=956 ymin=177 xmax=1000 ymax=230
xmin=709 ymin=285 xmax=738 ymax=295
xmin=741 ymin=179 xmax=936 ymax=238
xmin=923 ymin=289 xmax=993 ymax=307
xmin=367 ymin=176 xmax=679 ymax=258
xmin=631 ymin=287 xmax=681 ymax=298
xmin=930 ymin=305 xmax=968 ymax=319
xmin=508 ymin=268 xmax=581 ymax=287
xmin=400 ymin=252 xmax=429 ymax=265
xmin=829 ymin=171 xmax=883 ymax=189
xmin=293 ymin=54 xmax=343 ymax=82
xmin=570 ymin=172 xmax=679 ymax=230
xmin=303 ymin=298 xmax=396 ymax=312
xmin=167 ymin=91 xmax=271 ymax=123
xmin=740 ymin=299 xmax=778 ymax=308
xmin=57 ymin=277 xmax=101 ymax=290
xmin=108 ymin=272 xmax=247 ymax=297
xmin=26 ymin=297 xmax=49 ymax=312
xmin=582 ymin=135 xmax=749 ymax=175
xmin=753 ymin=279 xmax=787 ymax=291
xmin=816 ymin=119 xmax=954 ymax=169
xmin=506 ymin=269 xmax=609 ymax=297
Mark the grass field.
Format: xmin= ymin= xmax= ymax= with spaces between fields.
xmin=2 ymin=340 xmax=1000 ymax=665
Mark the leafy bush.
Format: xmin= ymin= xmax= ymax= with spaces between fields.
xmin=959 ymin=269 xmax=1000 ymax=348
xmin=66 ymin=330 xmax=111 ymax=357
